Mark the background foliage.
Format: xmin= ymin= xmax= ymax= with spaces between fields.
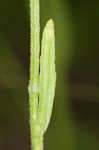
xmin=0 ymin=0 xmax=99 ymax=150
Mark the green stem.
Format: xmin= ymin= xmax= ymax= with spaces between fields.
xmin=29 ymin=0 xmax=40 ymax=149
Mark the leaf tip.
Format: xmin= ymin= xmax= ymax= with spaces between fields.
xmin=48 ymin=19 xmax=54 ymax=37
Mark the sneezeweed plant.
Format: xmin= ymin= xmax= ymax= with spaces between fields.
xmin=28 ymin=0 xmax=56 ymax=150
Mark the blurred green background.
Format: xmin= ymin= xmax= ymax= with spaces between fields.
xmin=0 ymin=0 xmax=99 ymax=149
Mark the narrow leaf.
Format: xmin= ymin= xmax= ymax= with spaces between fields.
xmin=34 ymin=19 xmax=56 ymax=150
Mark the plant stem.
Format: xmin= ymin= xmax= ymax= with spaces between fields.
xmin=29 ymin=0 xmax=40 ymax=149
